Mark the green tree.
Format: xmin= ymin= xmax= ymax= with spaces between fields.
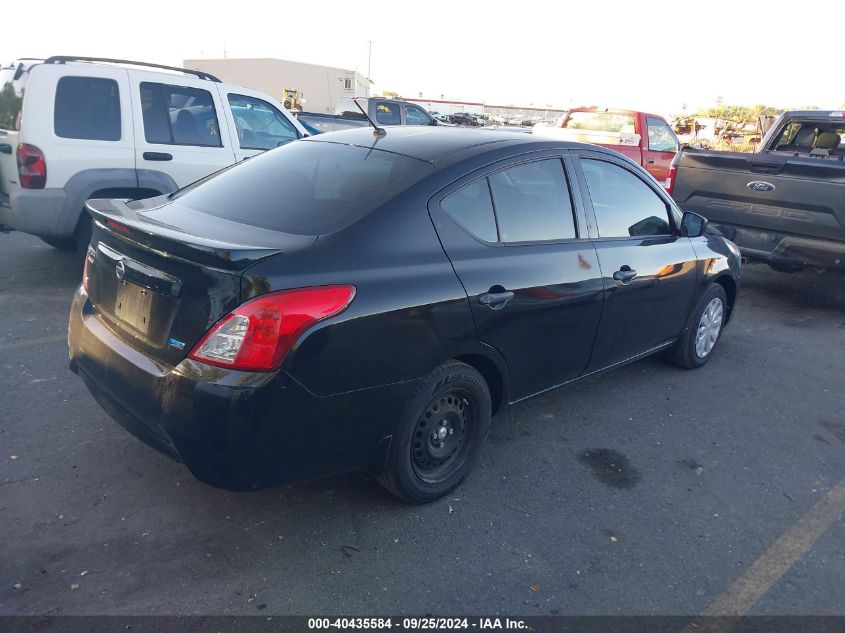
xmin=0 ymin=83 xmax=23 ymax=130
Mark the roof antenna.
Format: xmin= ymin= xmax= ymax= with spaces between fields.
xmin=353 ymin=98 xmax=386 ymax=139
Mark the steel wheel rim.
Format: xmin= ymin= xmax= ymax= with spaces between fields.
xmin=695 ymin=297 xmax=724 ymax=358
xmin=411 ymin=389 xmax=474 ymax=484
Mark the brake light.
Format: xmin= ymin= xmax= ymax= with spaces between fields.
xmin=17 ymin=143 xmax=46 ymax=189
xmin=189 ymin=285 xmax=356 ymax=372
xmin=665 ymin=163 xmax=678 ymax=196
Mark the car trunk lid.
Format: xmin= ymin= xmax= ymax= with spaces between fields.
xmin=85 ymin=196 xmax=317 ymax=366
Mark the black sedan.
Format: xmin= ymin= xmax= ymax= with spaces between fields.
xmin=68 ymin=127 xmax=741 ymax=503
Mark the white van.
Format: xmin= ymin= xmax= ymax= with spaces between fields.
xmin=0 ymin=56 xmax=308 ymax=251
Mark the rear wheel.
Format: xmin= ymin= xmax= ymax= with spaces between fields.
xmin=39 ymin=235 xmax=76 ymax=251
xmin=376 ymin=361 xmax=491 ymax=503
xmin=669 ymin=284 xmax=727 ymax=369
xmin=38 ymin=212 xmax=92 ymax=254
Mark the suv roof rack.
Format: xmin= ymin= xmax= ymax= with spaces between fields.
xmin=43 ymin=56 xmax=221 ymax=82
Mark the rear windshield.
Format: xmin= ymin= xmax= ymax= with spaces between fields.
xmin=564 ymin=111 xmax=636 ymax=134
xmin=167 ymin=139 xmax=432 ymax=235
xmin=0 ymin=65 xmax=27 ymax=131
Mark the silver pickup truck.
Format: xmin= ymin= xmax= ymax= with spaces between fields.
xmin=669 ymin=110 xmax=845 ymax=272
xmin=297 ymin=97 xmax=443 ymax=133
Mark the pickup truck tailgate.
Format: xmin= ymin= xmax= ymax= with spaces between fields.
xmin=673 ymin=150 xmax=845 ymax=244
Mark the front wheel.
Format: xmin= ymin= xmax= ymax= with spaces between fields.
xmin=669 ymin=284 xmax=728 ymax=369
xmin=376 ymin=361 xmax=491 ymax=503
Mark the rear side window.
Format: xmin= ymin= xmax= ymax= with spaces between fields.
xmin=442 ymin=179 xmax=498 ymax=242
xmin=140 ymin=82 xmax=221 ymax=147
xmin=580 ymin=159 xmax=671 ymax=238
xmin=54 ymin=76 xmax=120 ymax=141
xmin=489 ymin=159 xmax=576 ymax=243
xmin=375 ymin=101 xmax=400 ymax=125
xmin=166 ymin=140 xmax=432 ymax=235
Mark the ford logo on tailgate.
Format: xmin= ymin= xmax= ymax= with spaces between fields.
xmin=747 ymin=181 xmax=776 ymax=192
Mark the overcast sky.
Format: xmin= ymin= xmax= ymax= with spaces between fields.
xmin=5 ymin=0 xmax=842 ymax=116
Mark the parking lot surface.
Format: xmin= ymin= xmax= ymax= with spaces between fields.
xmin=1 ymin=230 xmax=844 ymax=616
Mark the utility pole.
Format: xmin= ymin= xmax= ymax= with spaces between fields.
xmin=366 ymin=40 xmax=373 ymax=82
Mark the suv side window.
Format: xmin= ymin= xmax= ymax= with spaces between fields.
xmin=374 ymin=101 xmax=400 ymax=125
xmin=54 ymin=76 xmax=121 ymax=141
xmin=441 ymin=178 xmax=498 ymax=243
xmin=646 ymin=117 xmax=679 ymax=152
xmin=227 ymin=94 xmax=298 ymax=150
xmin=580 ymin=159 xmax=672 ymax=238
xmin=404 ymin=104 xmax=432 ymax=126
xmin=489 ymin=159 xmax=576 ymax=243
xmin=140 ymin=82 xmax=222 ymax=147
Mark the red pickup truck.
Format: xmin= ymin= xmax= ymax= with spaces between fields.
xmin=532 ymin=108 xmax=680 ymax=188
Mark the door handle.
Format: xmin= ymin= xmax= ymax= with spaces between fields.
xmin=647 ymin=159 xmax=655 ymax=164
xmin=0 ymin=144 xmax=11 ymax=154
xmin=613 ymin=267 xmax=637 ymax=284
xmin=478 ymin=290 xmax=515 ymax=308
xmin=143 ymin=152 xmax=173 ymax=161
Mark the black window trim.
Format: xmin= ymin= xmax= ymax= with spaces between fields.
xmin=574 ymin=151 xmax=679 ymax=241
xmin=140 ymin=81 xmax=224 ymax=149
xmin=435 ymin=154 xmax=587 ymax=248
xmin=53 ymin=75 xmax=122 ymax=142
xmin=227 ymin=92 xmax=301 ymax=151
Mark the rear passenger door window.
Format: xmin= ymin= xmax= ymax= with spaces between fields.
xmin=489 ymin=159 xmax=576 ymax=243
xmin=579 ymin=158 xmax=672 ymax=237
xmin=140 ymin=82 xmax=222 ymax=147
xmin=54 ymin=76 xmax=121 ymax=141
xmin=440 ymin=158 xmax=578 ymax=244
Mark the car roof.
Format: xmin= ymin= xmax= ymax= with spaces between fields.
xmin=305 ymin=126 xmax=597 ymax=164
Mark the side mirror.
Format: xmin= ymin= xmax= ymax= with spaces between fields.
xmin=430 ymin=118 xmax=439 ymax=126
xmin=680 ymin=211 xmax=708 ymax=238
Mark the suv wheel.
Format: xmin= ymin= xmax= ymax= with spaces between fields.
xmin=377 ymin=360 xmax=491 ymax=503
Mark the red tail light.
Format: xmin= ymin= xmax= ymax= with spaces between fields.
xmin=665 ymin=163 xmax=678 ymax=196
xmin=189 ymin=285 xmax=356 ymax=372
xmin=17 ymin=143 xmax=46 ymax=189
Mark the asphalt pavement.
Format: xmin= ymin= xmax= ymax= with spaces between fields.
xmin=1 ymin=230 xmax=844 ymax=616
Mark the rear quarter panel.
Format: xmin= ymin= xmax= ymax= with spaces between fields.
xmin=21 ymin=64 xmax=135 ymax=189
xmin=240 ymin=180 xmax=492 ymax=398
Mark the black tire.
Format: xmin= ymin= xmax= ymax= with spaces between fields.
xmin=73 ymin=213 xmax=92 ymax=254
xmin=669 ymin=284 xmax=728 ymax=369
xmin=39 ymin=235 xmax=76 ymax=251
xmin=38 ymin=212 xmax=92 ymax=254
xmin=376 ymin=360 xmax=491 ymax=503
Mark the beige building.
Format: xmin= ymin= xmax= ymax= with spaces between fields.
xmin=182 ymin=57 xmax=371 ymax=113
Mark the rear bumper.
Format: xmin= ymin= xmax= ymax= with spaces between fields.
xmin=2 ymin=188 xmax=69 ymax=238
xmin=68 ymin=286 xmax=414 ymax=490
xmin=712 ymin=223 xmax=845 ymax=271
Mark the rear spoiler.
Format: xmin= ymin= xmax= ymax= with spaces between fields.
xmin=85 ymin=198 xmax=303 ymax=271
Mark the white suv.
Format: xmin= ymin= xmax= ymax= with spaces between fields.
xmin=0 ymin=56 xmax=308 ymax=251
